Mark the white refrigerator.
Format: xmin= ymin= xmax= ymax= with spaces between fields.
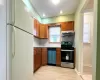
xmin=0 ymin=0 xmax=33 ymax=80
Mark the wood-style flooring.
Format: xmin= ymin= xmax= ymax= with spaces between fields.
xmin=82 ymin=66 xmax=92 ymax=80
xmin=33 ymin=66 xmax=83 ymax=80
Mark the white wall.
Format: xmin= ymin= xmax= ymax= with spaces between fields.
xmin=74 ymin=0 xmax=88 ymax=72
xmin=40 ymin=39 xmax=61 ymax=47
xmin=83 ymin=44 xmax=92 ymax=66
xmin=33 ymin=37 xmax=40 ymax=47
xmin=83 ymin=12 xmax=93 ymax=67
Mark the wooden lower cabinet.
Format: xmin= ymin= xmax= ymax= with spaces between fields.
xmin=34 ymin=48 xmax=61 ymax=72
xmin=34 ymin=48 xmax=37 ymax=72
xmin=74 ymin=48 xmax=76 ymax=68
xmin=41 ymin=48 xmax=47 ymax=65
xmin=34 ymin=48 xmax=42 ymax=72
xmin=56 ymin=48 xmax=61 ymax=66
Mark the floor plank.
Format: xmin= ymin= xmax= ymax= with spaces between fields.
xmin=33 ymin=66 xmax=83 ymax=80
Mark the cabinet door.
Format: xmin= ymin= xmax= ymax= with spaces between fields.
xmin=60 ymin=22 xmax=67 ymax=31
xmin=45 ymin=24 xmax=48 ymax=38
xmin=34 ymin=48 xmax=41 ymax=72
xmin=38 ymin=48 xmax=42 ymax=67
xmin=41 ymin=48 xmax=47 ymax=65
xmin=66 ymin=21 xmax=74 ymax=30
xmin=40 ymin=24 xmax=48 ymax=39
xmin=61 ymin=21 xmax=74 ymax=31
xmin=34 ymin=48 xmax=38 ymax=72
xmin=34 ymin=19 xmax=37 ymax=36
xmin=36 ymin=20 xmax=40 ymax=37
xmin=36 ymin=48 xmax=41 ymax=70
xmin=56 ymin=48 xmax=61 ymax=66
xmin=33 ymin=19 xmax=40 ymax=37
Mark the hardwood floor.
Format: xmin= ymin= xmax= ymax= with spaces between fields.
xmin=33 ymin=66 xmax=83 ymax=80
xmin=82 ymin=66 xmax=92 ymax=80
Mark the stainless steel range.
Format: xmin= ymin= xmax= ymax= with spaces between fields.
xmin=61 ymin=31 xmax=75 ymax=68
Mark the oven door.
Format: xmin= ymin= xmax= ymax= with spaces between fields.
xmin=61 ymin=50 xmax=74 ymax=63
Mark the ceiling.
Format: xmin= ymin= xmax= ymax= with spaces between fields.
xmin=30 ymin=0 xmax=80 ymax=18
xmin=85 ymin=0 xmax=94 ymax=10
xmin=81 ymin=0 xmax=94 ymax=13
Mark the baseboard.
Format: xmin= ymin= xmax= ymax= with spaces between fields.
xmin=75 ymin=68 xmax=81 ymax=75
xmin=75 ymin=69 xmax=84 ymax=80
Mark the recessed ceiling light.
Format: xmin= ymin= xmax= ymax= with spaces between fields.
xmin=51 ymin=0 xmax=60 ymax=5
xmin=60 ymin=10 xmax=63 ymax=14
xmin=43 ymin=14 xmax=46 ymax=17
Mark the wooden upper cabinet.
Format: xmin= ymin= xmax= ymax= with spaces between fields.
xmin=33 ymin=19 xmax=40 ymax=38
xmin=34 ymin=19 xmax=37 ymax=36
xmin=34 ymin=19 xmax=48 ymax=39
xmin=61 ymin=21 xmax=74 ymax=31
xmin=40 ymin=24 xmax=48 ymax=39
xmin=56 ymin=48 xmax=61 ymax=66
xmin=36 ymin=20 xmax=40 ymax=37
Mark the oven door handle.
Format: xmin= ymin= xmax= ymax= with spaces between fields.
xmin=61 ymin=50 xmax=74 ymax=51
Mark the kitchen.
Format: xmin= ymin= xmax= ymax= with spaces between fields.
xmin=0 ymin=0 xmax=95 ymax=80
xmin=33 ymin=16 xmax=77 ymax=79
xmin=30 ymin=0 xmax=81 ymax=80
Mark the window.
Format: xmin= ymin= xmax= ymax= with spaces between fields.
xmin=83 ymin=23 xmax=90 ymax=43
xmin=49 ymin=26 xmax=61 ymax=43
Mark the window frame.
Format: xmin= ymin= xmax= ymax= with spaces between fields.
xmin=83 ymin=22 xmax=91 ymax=43
xmin=48 ymin=26 xmax=61 ymax=43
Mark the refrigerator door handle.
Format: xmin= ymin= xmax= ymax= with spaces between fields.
xmin=12 ymin=26 xmax=16 ymax=58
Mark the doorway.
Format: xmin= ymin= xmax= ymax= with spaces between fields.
xmin=79 ymin=0 xmax=94 ymax=80
xmin=81 ymin=12 xmax=93 ymax=80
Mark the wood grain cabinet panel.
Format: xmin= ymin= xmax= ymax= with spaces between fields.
xmin=34 ymin=48 xmax=42 ymax=72
xmin=40 ymin=24 xmax=48 ymax=39
xmin=34 ymin=48 xmax=37 ymax=72
xmin=34 ymin=19 xmax=48 ymax=39
xmin=33 ymin=19 xmax=40 ymax=38
xmin=60 ymin=22 xmax=67 ymax=31
xmin=56 ymin=48 xmax=61 ymax=66
xmin=36 ymin=20 xmax=40 ymax=37
xmin=33 ymin=19 xmax=37 ymax=36
xmin=61 ymin=21 xmax=74 ymax=31
xmin=41 ymin=48 xmax=47 ymax=65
